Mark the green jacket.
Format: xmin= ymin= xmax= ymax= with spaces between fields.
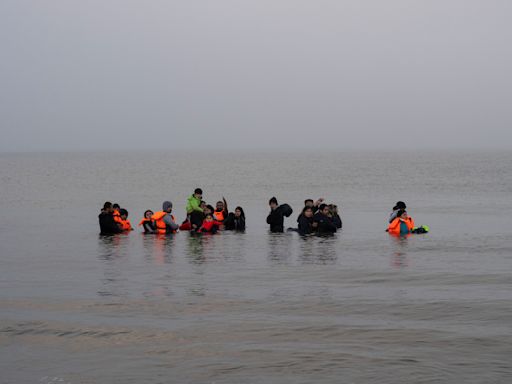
xmin=186 ymin=194 xmax=202 ymax=214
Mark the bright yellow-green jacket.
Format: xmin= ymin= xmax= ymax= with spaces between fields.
xmin=186 ymin=194 xmax=202 ymax=214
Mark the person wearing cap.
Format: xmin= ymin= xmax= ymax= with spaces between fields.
xmin=389 ymin=201 xmax=407 ymax=223
xmin=186 ymin=188 xmax=205 ymax=229
xmin=266 ymin=197 xmax=285 ymax=233
xmin=151 ymin=201 xmax=179 ymax=234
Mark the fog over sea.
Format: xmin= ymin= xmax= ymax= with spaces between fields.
xmin=1 ymin=150 xmax=511 ymax=384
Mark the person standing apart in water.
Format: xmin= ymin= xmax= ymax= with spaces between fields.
xmin=388 ymin=209 xmax=415 ymax=236
xmin=266 ymin=197 xmax=292 ymax=233
xmin=389 ymin=201 xmax=407 ymax=223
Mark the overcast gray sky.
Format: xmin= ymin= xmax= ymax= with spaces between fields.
xmin=1 ymin=0 xmax=511 ymax=151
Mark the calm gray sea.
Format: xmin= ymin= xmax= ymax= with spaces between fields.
xmin=1 ymin=151 xmax=511 ymax=384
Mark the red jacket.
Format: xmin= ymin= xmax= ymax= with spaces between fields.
xmin=198 ymin=219 xmax=222 ymax=232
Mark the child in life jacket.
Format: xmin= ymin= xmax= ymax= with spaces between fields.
xmin=119 ymin=209 xmax=133 ymax=231
xmin=388 ymin=209 xmax=414 ymax=236
xmin=138 ymin=210 xmax=156 ymax=233
xmin=197 ymin=214 xmax=222 ymax=233
xmin=113 ymin=203 xmax=123 ymax=226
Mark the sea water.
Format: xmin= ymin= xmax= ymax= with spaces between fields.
xmin=0 ymin=151 xmax=511 ymax=383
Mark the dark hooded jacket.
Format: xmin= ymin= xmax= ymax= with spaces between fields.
xmin=297 ymin=215 xmax=314 ymax=235
xmin=313 ymin=212 xmax=337 ymax=234
xmin=331 ymin=213 xmax=342 ymax=229
xmin=267 ymin=208 xmax=284 ymax=233
xmin=99 ymin=211 xmax=122 ymax=235
xmin=224 ymin=212 xmax=246 ymax=231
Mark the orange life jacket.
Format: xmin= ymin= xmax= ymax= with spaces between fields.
xmin=213 ymin=210 xmax=225 ymax=222
xmin=138 ymin=218 xmax=151 ymax=226
xmin=113 ymin=209 xmax=122 ymax=224
xmin=388 ymin=217 xmax=415 ymax=236
xmin=151 ymin=211 xmax=176 ymax=234
xmin=120 ymin=219 xmax=132 ymax=231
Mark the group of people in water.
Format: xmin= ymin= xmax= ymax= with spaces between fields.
xmin=267 ymin=197 xmax=342 ymax=235
xmin=98 ymin=188 xmax=246 ymax=236
xmin=98 ymin=188 xmax=426 ymax=237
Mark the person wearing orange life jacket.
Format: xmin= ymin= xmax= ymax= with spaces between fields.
xmin=119 ymin=209 xmax=133 ymax=231
xmin=112 ymin=203 xmax=123 ymax=225
xmin=138 ymin=210 xmax=156 ymax=233
xmin=98 ymin=201 xmax=123 ymax=235
xmin=152 ymin=201 xmax=179 ymax=234
xmin=213 ymin=197 xmax=228 ymax=222
xmin=388 ymin=209 xmax=415 ymax=236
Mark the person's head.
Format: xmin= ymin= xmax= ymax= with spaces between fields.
xmin=304 ymin=199 xmax=314 ymax=207
xmin=144 ymin=210 xmax=153 ymax=219
xmin=206 ymin=204 xmax=215 ymax=215
xmin=216 ymin=201 xmax=224 ymax=211
xmin=113 ymin=203 xmax=120 ymax=211
xmin=329 ymin=204 xmax=338 ymax=214
xmin=204 ymin=213 xmax=213 ymax=222
xmin=162 ymin=201 xmax=173 ymax=213
xmin=119 ymin=209 xmax=128 ymax=220
xmin=394 ymin=201 xmax=406 ymax=210
xmin=235 ymin=206 xmax=245 ymax=218
xmin=269 ymin=197 xmax=278 ymax=209
xmin=319 ymin=204 xmax=330 ymax=215
xmin=194 ymin=188 xmax=203 ymax=199
xmin=101 ymin=201 xmax=114 ymax=213
xmin=396 ymin=209 xmax=407 ymax=218
xmin=200 ymin=200 xmax=206 ymax=210
xmin=302 ymin=206 xmax=313 ymax=218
